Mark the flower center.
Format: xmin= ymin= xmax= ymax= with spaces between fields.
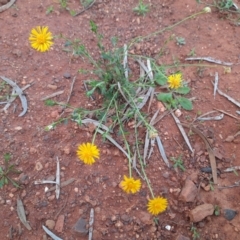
xmin=37 ymin=34 xmax=46 ymax=44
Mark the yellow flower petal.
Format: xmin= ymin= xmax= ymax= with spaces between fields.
xmin=167 ymin=73 xmax=182 ymax=89
xmin=76 ymin=142 xmax=100 ymax=165
xmin=120 ymin=175 xmax=141 ymax=194
xmin=147 ymin=196 xmax=168 ymax=215
xmin=29 ymin=26 xmax=53 ymax=52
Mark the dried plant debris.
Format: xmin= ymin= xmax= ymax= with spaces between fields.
xmin=88 ymin=208 xmax=94 ymax=240
xmin=213 ymin=72 xmax=218 ymax=99
xmin=82 ymin=118 xmax=113 ymax=133
xmin=46 ymin=178 xmax=75 ymax=193
xmin=42 ymin=225 xmax=63 ymax=240
xmin=56 ymin=157 xmax=60 ymax=199
xmin=197 ymin=111 xmax=224 ymax=121
xmin=0 ymin=76 xmax=29 ymax=116
xmin=213 ymin=108 xmax=240 ymax=121
xmin=224 ymin=166 xmax=240 ymax=173
xmin=224 ymin=131 xmax=240 ymax=142
xmin=143 ymin=110 xmax=160 ymax=163
xmin=180 ymin=123 xmax=218 ymax=184
xmin=123 ymin=44 xmax=128 ymax=80
xmin=41 ymin=90 xmax=64 ymax=101
xmin=17 ymin=198 xmax=32 ymax=231
xmin=172 ymin=112 xmax=193 ymax=153
xmin=95 ymin=128 xmax=130 ymax=160
xmin=185 ymin=57 xmax=233 ymax=66
xmin=156 ymin=136 xmax=170 ymax=168
xmin=34 ymin=157 xmax=61 ymax=199
xmin=212 ymin=81 xmax=240 ymax=108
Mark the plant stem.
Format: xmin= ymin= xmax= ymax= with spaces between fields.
xmin=91 ymin=92 xmax=118 ymax=143
xmin=134 ymin=118 xmax=155 ymax=199
xmin=114 ymin=100 xmax=132 ymax=177
xmin=128 ymin=10 xmax=207 ymax=49
xmin=123 ymin=85 xmax=153 ymax=132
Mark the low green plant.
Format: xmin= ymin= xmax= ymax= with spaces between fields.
xmin=191 ymin=225 xmax=200 ymax=240
xmin=214 ymin=205 xmax=220 ymax=216
xmin=45 ymin=7 xmax=214 ymax=215
xmin=0 ymin=80 xmax=11 ymax=101
xmin=215 ymin=0 xmax=234 ymax=10
xmin=80 ymin=0 xmax=95 ymax=8
xmin=155 ymin=70 xmax=193 ymax=110
xmin=188 ymin=48 xmax=196 ymax=57
xmin=59 ymin=0 xmax=68 ymax=9
xmin=170 ymin=155 xmax=185 ymax=171
xmin=133 ymin=0 xmax=149 ymax=16
xmin=176 ymin=36 xmax=186 ymax=46
xmin=46 ymin=5 xmax=54 ymax=15
xmin=0 ymin=153 xmax=21 ymax=188
xmin=209 ymin=180 xmax=215 ymax=191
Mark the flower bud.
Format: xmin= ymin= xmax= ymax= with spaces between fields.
xmin=203 ymin=7 xmax=211 ymax=13
xmin=149 ymin=129 xmax=158 ymax=139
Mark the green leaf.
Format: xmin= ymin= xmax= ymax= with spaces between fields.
xmin=4 ymin=153 xmax=11 ymax=162
xmin=4 ymin=177 xmax=8 ymax=184
xmin=177 ymin=97 xmax=193 ymax=110
xmin=90 ymin=20 xmax=98 ymax=34
xmin=175 ymin=86 xmax=190 ymax=95
xmin=111 ymin=36 xmax=118 ymax=47
xmin=157 ymin=92 xmax=172 ymax=103
xmin=44 ymin=99 xmax=56 ymax=106
xmin=154 ymin=71 xmax=168 ymax=86
xmin=0 ymin=178 xmax=4 ymax=188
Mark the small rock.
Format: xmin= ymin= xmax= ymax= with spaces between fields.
xmin=213 ymin=148 xmax=223 ymax=160
xmin=21 ymin=190 xmax=27 ymax=198
xmin=188 ymin=172 xmax=198 ymax=183
xmin=200 ymin=183 xmax=211 ymax=192
xmin=179 ymin=179 xmax=198 ymax=202
xmin=55 ymin=215 xmax=65 ymax=233
xmin=175 ymin=109 xmax=182 ymax=117
xmin=50 ymin=110 xmax=60 ymax=119
xmin=157 ymin=101 xmax=166 ymax=112
xmin=72 ymin=218 xmax=88 ymax=236
xmin=46 ymin=220 xmax=55 ymax=230
xmin=223 ymin=209 xmax=237 ymax=221
xmin=121 ymin=214 xmax=130 ymax=222
xmin=18 ymin=173 xmax=29 ymax=185
xmin=63 ymin=72 xmax=71 ymax=79
xmin=189 ymin=204 xmax=214 ymax=222
xmin=95 ymin=207 xmax=101 ymax=213
xmin=115 ymin=221 xmax=123 ymax=228
xmin=47 ymin=84 xmax=58 ymax=90
xmin=168 ymin=213 xmax=176 ymax=219
xmin=35 ymin=162 xmax=43 ymax=171
xmin=12 ymin=49 xmax=22 ymax=57
xmin=48 ymin=195 xmax=55 ymax=201
xmin=63 ymin=146 xmax=71 ymax=155
xmin=163 ymin=172 xmax=170 ymax=179
xmin=111 ymin=215 xmax=117 ymax=222
xmin=30 ymin=147 xmax=37 ymax=154
xmin=15 ymin=126 xmax=22 ymax=131
xmin=138 ymin=211 xmax=152 ymax=225
xmin=10 ymin=188 xmax=18 ymax=193
xmin=175 ymin=234 xmax=190 ymax=240
xmin=0 ymin=196 xmax=5 ymax=204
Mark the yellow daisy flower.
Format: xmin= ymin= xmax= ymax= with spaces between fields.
xmin=120 ymin=175 xmax=141 ymax=194
xmin=76 ymin=142 xmax=100 ymax=165
xmin=147 ymin=196 xmax=168 ymax=215
xmin=29 ymin=26 xmax=53 ymax=52
xmin=167 ymin=73 xmax=182 ymax=89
